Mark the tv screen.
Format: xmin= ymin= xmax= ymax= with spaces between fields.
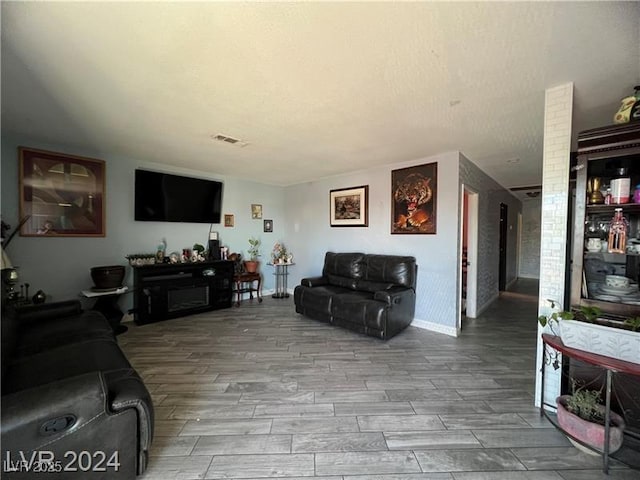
xmin=135 ymin=170 xmax=223 ymax=223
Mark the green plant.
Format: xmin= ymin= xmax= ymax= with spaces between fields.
xmin=575 ymin=305 xmax=602 ymax=323
xmin=537 ymin=301 xmax=603 ymax=333
xmin=247 ymin=237 xmax=261 ymax=261
xmin=538 ymin=299 xmax=573 ymax=334
xmin=624 ymin=316 xmax=640 ymax=332
xmin=565 ymin=381 xmax=605 ymax=425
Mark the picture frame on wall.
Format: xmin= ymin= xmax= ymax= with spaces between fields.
xmin=391 ymin=162 xmax=437 ymax=234
xmin=263 ymin=219 xmax=273 ymax=233
xmin=251 ymin=204 xmax=263 ymax=219
xmin=224 ymin=214 xmax=234 ymax=227
xmin=19 ymin=147 xmax=106 ymax=237
xmin=329 ymin=185 xmax=369 ymax=227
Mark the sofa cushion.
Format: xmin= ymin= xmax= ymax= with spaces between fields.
xmin=295 ymin=284 xmax=351 ymax=315
xmin=362 ymin=254 xmax=416 ymax=288
xmin=323 ymin=252 xmax=365 ymax=279
xmin=327 ymin=274 xmax=358 ymax=290
xmin=331 ymin=291 xmax=384 ymax=328
xmin=4 ymin=338 xmax=132 ymax=394
xmin=356 ymin=279 xmax=396 ymax=293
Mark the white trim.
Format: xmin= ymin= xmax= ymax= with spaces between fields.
xmin=475 ymin=292 xmax=499 ymax=317
xmin=411 ymin=318 xmax=459 ymax=337
xmin=518 ymin=274 xmax=540 ymax=280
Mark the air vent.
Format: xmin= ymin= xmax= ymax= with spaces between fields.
xmin=211 ymin=133 xmax=249 ymax=147
xmin=212 ymin=134 xmax=240 ymax=144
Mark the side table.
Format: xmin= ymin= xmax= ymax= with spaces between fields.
xmin=81 ymin=286 xmax=129 ymax=334
xmin=233 ymin=272 xmax=262 ymax=307
xmin=269 ymin=262 xmax=294 ymax=299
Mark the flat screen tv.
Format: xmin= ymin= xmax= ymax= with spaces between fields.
xmin=135 ymin=169 xmax=223 ymax=223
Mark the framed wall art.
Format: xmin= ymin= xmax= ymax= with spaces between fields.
xmin=251 ymin=204 xmax=263 ymax=219
xmin=391 ymin=162 xmax=437 ymax=234
xmin=19 ymin=147 xmax=106 ymax=237
xmin=264 ymin=219 xmax=273 ymax=233
xmin=224 ymin=214 xmax=234 ymax=227
xmin=329 ymin=185 xmax=369 ymax=227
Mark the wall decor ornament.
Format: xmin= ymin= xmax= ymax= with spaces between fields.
xmin=264 ymin=219 xmax=273 ymax=233
xmin=224 ymin=214 xmax=234 ymax=227
xmin=329 ymin=185 xmax=369 ymax=227
xmin=19 ymin=147 xmax=106 ymax=237
xmin=391 ymin=162 xmax=437 ymax=234
xmin=251 ymin=204 xmax=263 ymax=219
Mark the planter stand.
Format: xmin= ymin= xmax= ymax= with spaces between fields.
xmin=540 ymin=334 xmax=640 ymax=474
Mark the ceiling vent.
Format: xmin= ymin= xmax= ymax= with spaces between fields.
xmin=211 ymin=133 xmax=249 ymax=147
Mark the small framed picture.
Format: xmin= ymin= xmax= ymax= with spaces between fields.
xmin=251 ymin=204 xmax=263 ymax=219
xmin=263 ymin=219 xmax=273 ymax=233
xmin=330 ymin=185 xmax=369 ymax=227
xmin=224 ymin=214 xmax=234 ymax=227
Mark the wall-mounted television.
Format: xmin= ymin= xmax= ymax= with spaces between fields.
xmin=135 ymin=169 xmax=223 ymax=223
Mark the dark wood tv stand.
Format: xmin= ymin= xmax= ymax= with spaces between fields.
xmin=133 ymin=260 xmax=234 ymax=324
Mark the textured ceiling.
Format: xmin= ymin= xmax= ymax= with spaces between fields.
xmin=2 ymin=2 xmax=639 ymax=189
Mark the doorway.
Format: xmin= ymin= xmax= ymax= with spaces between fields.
xmin=499 ymin=203 xmax=508 ymax=291
xmin=460 ymin=187 xmax=479 ymax=325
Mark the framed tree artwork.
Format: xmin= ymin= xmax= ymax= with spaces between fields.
xmin=329 ymin=185 xmax=369 ymax=227
xmin=19 ymin=147 xmax=106 ymax=237
xmin=391 ymin=162 xmax=437 ymax=234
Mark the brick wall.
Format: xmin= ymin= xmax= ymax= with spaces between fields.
xmin=535 ymin=83 xmax=574 ymax=407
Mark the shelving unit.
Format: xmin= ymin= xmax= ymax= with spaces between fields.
xmin=570 ymin=123 xmax=640 ymax=317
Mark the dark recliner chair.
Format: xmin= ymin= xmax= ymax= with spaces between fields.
xmin=294 ymin=252 xmax=417 ymax=339
xmin=1 ymin=300 xmax=153 ymax=478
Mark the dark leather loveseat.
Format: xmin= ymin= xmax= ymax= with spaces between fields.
xmin=1 ymin=300 xmax=153 ymax=478
xmin=294 ymin=252 xmax=417 ymax=339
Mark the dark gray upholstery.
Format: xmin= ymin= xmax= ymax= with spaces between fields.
xmin=1 ymin=300 xmax=153 ymax=478
xmin=294 ymin=252 xmax=417 ymax=339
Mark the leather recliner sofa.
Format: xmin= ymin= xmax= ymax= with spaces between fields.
xmin=1 ymin=300 xmax=153 ymax=478
xmin=294 ymin=252 xmax=417 ymax=339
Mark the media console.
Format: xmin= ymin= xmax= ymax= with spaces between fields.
xmin=133 ymin=260 xmax=234 ymax=324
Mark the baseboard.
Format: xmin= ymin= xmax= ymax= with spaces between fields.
xmin=475 ymin=292 xmax=499 ymax=316
xmin=506 ymin=277 xmax=518 ymax=290
xmin=411 ymin=318 xmax=459 ymax=337
xmin=518 ymin=274 xmax=540 ymax=280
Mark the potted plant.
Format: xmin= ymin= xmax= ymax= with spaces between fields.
xmin=556 ymin=381 xmax=625 ymax=454
xmin=244 ymin=237 xmax=260 ymax=273
xmin=538 ymin=299 xmax=640 ymax=364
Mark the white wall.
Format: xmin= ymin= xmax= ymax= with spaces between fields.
xmin=535 ymin=82 xmax=574 ymax=407
xmin=459 ymin=153 xmax=522 ymax=313
xmin=285 ymin=151 xmax=476 ymax=337
xmin=519 ymin=197 xmax=542 ymax=279
xmin=0 ymin=134 xmax=286 ymax=309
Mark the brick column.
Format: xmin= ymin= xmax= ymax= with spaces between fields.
xmin=535 ymin=83 xmax=573 ymax=407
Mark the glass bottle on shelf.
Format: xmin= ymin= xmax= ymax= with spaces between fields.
xmin=611 ymin=167 xmax=631 ymax=204
xmin=607 ymin=208 xmax=628 ymax=253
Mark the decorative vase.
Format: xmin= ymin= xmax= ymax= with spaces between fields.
xmin=90 ymin=265 xmax=125 ymax=290
xmin=556 ymin=395 xmax=625 ymax=454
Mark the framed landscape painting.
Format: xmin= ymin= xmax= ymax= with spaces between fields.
xmin=19 ymin=147 xmax=106 ymax=237
xmin=391 ymin=162 xmax=437 ymax=234
xmin=330 ymin=185 xmax=369 ymax=227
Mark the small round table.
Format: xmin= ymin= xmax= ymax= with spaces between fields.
xmin=80 ymin=286 xmax=129 ymax=334
xmin=269 ymin=262 xmax=294 ymax=298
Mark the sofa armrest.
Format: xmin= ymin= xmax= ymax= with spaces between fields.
xmin=301 ymin=276 xmax=329 ymax=288
xmin=374 ymin=287 xmax=414 ymax=305
xmin=1 ymin=371 xmax=107 ymax=452
xmin=9 ymin=300 xmax=83 ymax=325
xmin=104 ymin=369 xmax=154 ymax=475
